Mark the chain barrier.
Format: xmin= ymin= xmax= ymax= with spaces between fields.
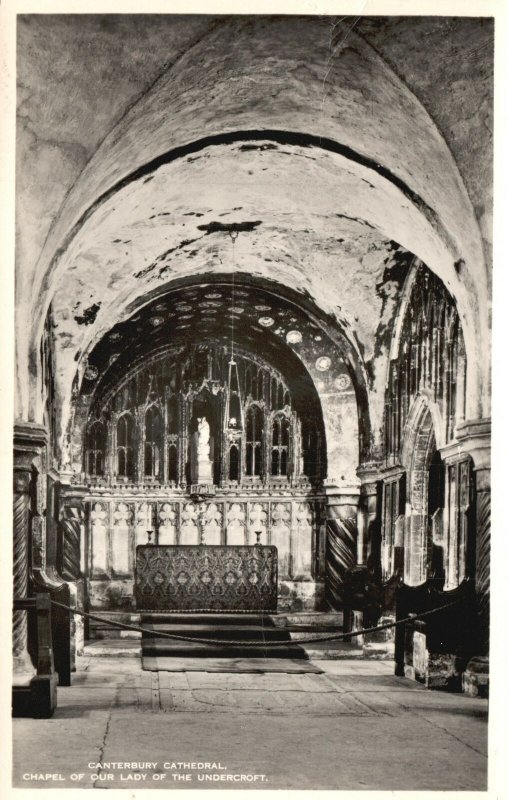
xmin=50 ymin=598 xmax=462 ymax=649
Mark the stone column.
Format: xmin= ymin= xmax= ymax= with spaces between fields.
xmin=323 ymin=483 xmax=360 ymax=610
xmin=356 ymin=463 xmax=380 ymax=568
xmin=455 ymin=419 xmax=490 ymax=696
xmin=59 ymin=482 xmax=88 ymax=659
xmin=13 ymin=422 xmax=47 ymax=676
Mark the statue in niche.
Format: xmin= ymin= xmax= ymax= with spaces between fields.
xmin=197 ymin=417 xmax=210 ymax=458
xmin=191 ymin=416 xmax=213 ymax=485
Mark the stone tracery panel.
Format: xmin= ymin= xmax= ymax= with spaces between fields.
xmin=385 ymin=266 xmax=467 ymax=458
xmin=293 ymin=502 xmax=313 ymax=578
xmin=84 ymin=342 xmax=325 ymax=487
xmin=90 ymin=502 xmax=108 ymax=577
xmin=83 ymin=491 xmax=325 ymax=610
xmin=111 ymin=502 xmax=133 ymax=576
xmin=201 ymin=501 xmax=222 ymax=545
xmin=226 ymin=502 xmax=246 ymax=545
xmin=247 ymin=502 xmax=268 ymax=544
xmin=381 ymin=264 xmax=472 ymax=595
xmin=180 ymin=501 xmax=199 ymax=545
xmin=135 ymin=501 xmax=152 ymax=547
xmin=270 ymin=502 xmax=291 ymax=578
xmin=158 ymin=502 xmax=177 ymax=545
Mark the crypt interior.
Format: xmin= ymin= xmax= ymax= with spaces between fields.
xmin=12 ymin=14 xmax=492 ymax=718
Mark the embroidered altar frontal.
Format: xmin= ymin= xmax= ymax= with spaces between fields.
xmin=135 ymin=545 xmax=278 ymax=611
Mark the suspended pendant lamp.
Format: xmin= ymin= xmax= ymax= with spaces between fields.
xmin=224 ymin=229 xmax=244 ymax=432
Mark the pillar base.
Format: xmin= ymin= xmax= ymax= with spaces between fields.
xmin=462 ymin=655 xmax=489 ymax=698
xmin=12 ymin=672 xmax=58 ymax=718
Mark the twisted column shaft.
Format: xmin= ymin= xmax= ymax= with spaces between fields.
xmin=13 ymin=468 xmax=33 ymax=673
xmin=474 ymin=468 xmax=490 ymax=653
xmin=13 ymin=422 xmax=48 ymax=677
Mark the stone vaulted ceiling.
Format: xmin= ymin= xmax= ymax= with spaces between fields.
xmin=15 ymin=14 xmax=493 ymax=453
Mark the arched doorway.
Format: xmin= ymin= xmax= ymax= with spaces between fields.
xmin=402 ymin=398 xmax=446 ymax=586
xmin=427 ymin=448 xmax=445 ymax=580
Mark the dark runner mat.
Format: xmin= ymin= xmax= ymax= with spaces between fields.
xmin=142 ymin=655 xmax=323 ymax=673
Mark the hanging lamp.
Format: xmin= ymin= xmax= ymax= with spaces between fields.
xmin=224 ymin=229 xmax=244 ymax=433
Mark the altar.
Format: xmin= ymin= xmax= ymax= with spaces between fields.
xmin=135 ymin=544 xmax=278 ymax=612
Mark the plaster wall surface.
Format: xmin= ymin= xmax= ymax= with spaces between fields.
xmin=15 ymin=16 xmax=492 ymax=440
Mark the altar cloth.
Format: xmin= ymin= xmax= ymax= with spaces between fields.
xmin=135 ymin=545 xmax=278 ymax=612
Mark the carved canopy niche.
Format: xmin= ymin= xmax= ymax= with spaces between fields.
xmin=384 ymin=265 xmax=467 ymax=459
xmin=84 ymin=341 xmax=326 ymax=488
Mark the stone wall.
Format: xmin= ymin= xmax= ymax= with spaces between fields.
xmin=81 ymin=488 xmax=326 ymax=612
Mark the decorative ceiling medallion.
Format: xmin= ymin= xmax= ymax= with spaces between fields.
xmin=109 ymin=331 xmax=122 ymax=341
xmin=255 ymin=305 xmax=271 ymax=311
xmin=84 ymin=365 xmax=99 ymax=381
xmin=202 ymin=310 xmax=218 ymax=315
xmin=234 ymin=289 xmax=249 ymax=297
xmin=178 ymin=314 xmax=193 ymax=320
xmin=201 ymin=301 xmax=221 ymax=308
xmin=176 ymin=323 xmax=190 ymax=329
xmin=175 ymin=304 xmax=192 ymax=312
xmin=334 ymin=374 xmax=351 ymax=391
xmin=150 ymin=316 xmax=164 ymax=327
xmin=154 ymin=302 xmax=166 ymax=311
xmin=230 ymin=306 xmax=244 ymax=314
xmin=205 ymin=292 xmax=222 ymax=299
xmin=286 ymin=330 xmax=302 ymax=344
xmin=314 ymin=335 xmax=322 ymax=341
xmin=258 ymin=316 xmax=275 ymax=327
xmin=316 ymin=356 xmax=331 ymax=372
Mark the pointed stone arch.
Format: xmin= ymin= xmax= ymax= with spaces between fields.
xmin=401 ymin=394 xmax=442 ymax=585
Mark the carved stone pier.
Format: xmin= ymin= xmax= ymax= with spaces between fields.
xmin=13 ymin=422 xmax=58 ymax=716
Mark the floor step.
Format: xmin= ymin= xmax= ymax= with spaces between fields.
xmin=84 ymin=640 xmax=141 ymax=657
xmin=140 ymin=613 xmax=274 ymax=626
xmin=142 ymin=639 xmax=308 ymax=659
xmin=138 ymin=611 xmax=347 ymax=663
xmin=143 ymin=624 xmax=292 ymax=641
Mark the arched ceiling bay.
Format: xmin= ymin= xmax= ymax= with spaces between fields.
xmin=71 ymin=280 xmax=364 ymax=482
xmin=16 ymin=15 xmax=492 ymax=428
xmin=49 ymin=142 xmax=416 ymax=451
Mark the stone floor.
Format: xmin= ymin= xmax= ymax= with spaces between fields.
xmin=12 ymin=655 xmax=488 ymax=791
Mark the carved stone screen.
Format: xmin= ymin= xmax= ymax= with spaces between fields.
xmin=135 ymin=545 xmax=278 ymax=612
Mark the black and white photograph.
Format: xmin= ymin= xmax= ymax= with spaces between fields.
xmin=3 ymin=1 xmax=505 ymax=794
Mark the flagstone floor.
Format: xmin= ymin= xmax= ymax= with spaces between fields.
xmin=12 ymin=655 xmax=488 ymax=791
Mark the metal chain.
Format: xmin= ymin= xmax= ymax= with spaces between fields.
xmin=50 ymin=598 xmax=462 ymax=648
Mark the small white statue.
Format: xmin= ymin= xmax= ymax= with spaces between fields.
xmin=197 ymin=417 xmax=210 ymax=458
